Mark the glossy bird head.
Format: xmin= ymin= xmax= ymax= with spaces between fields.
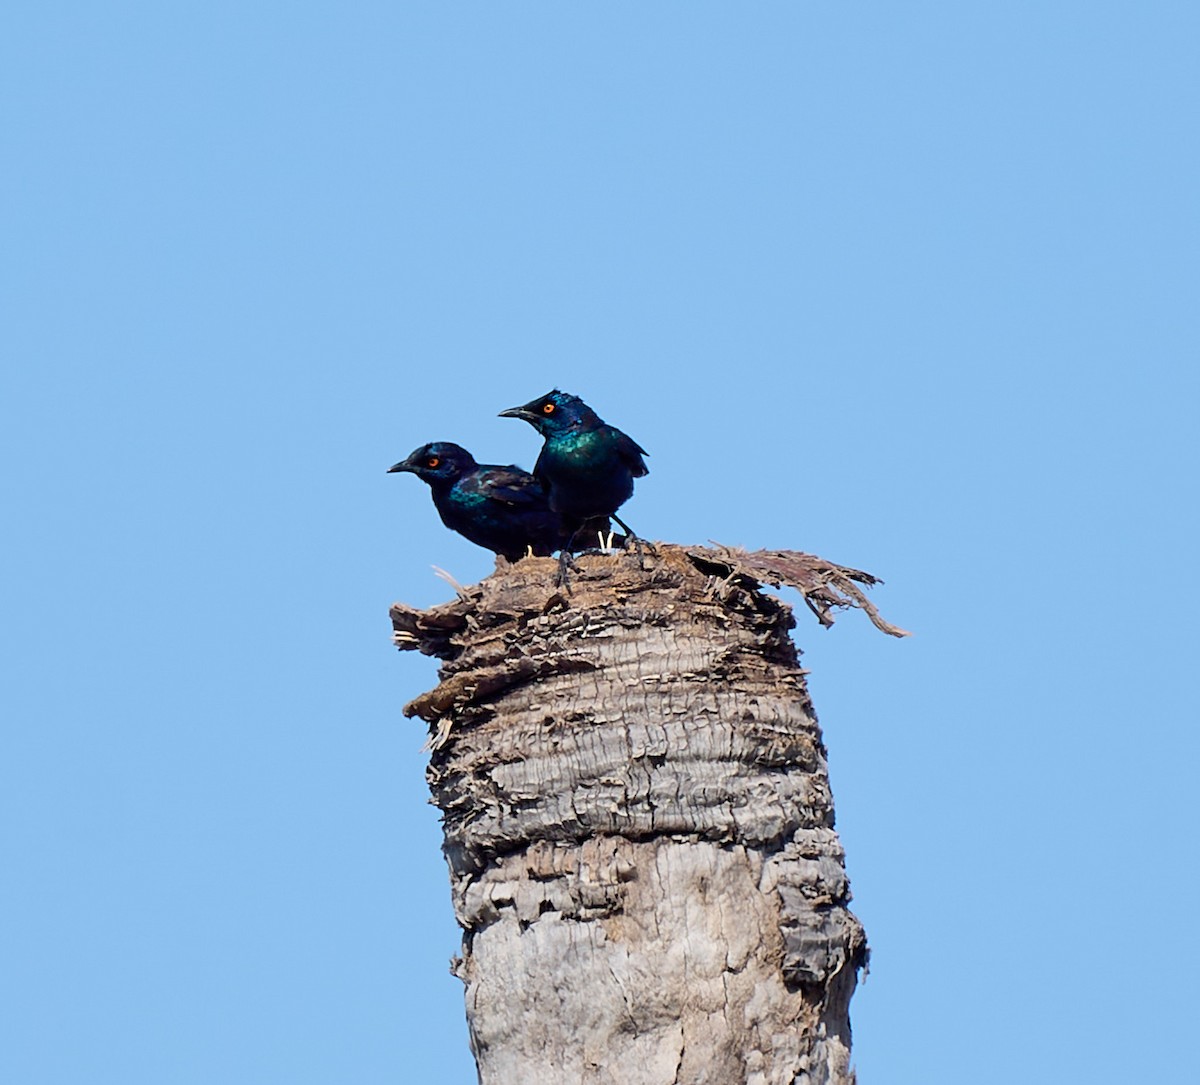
xmin=387 ymin=441 xmax=476 ymax=484
xmin=498 ymin=389 xmax=600 ymax=435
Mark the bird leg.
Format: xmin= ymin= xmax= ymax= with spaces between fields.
xmin=556 ymin=523 xmax=591 ymax=591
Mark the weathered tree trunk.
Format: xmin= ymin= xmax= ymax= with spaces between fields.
xmin=391 ymin=544 xmax=901 ymax=1085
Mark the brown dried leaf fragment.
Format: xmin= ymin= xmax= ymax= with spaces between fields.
xmin=689 ymin=544 xmax=912 ymax=638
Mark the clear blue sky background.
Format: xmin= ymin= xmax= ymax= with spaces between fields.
xmin=3 ymin=4 xmax=1196 ymax=1082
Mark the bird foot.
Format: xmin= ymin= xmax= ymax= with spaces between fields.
xmin=556 ymin=549 xmax=576 ymax=593
xmin=623 ymin=533 xmax=656 ymax=569
xmin=609 ymin=515 xmax=654 ymax=567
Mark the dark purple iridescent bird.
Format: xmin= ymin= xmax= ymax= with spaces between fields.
xmin=387 ymin=442 xmax=566 ymax=560
xmin=498 ymin=389 xmax=649 ymax=547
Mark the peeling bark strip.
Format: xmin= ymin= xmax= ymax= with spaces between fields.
xmin=391 ymin=545 xmax=901 ymax=1085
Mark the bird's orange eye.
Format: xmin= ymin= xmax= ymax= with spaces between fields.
xmin=542 ymin=402 xmax=555 ymax=414
xmin=427 ymin=456 xmax=440 ymax=468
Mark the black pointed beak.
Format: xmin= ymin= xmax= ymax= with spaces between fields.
xmin=498 ymin=405 xmax=535 ymax=422
xmin=387 ymin=458 xmax=417 ymax=474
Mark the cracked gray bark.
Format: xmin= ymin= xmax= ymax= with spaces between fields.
xmin=391 ymin=544 xmax=903 ymax=1085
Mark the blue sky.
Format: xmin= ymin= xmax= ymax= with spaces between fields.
xmin=3 ymin=4 xmax=1197 ymax=1082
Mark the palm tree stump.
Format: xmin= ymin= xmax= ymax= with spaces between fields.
xmin=391 ymin=543 xmax=906 ymax=1085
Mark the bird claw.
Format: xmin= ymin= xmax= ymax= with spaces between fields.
xmin=622 ymin=532 xmax=655 ymax=569
xmin=610 ymin=515 xmax=654 ymax=565
xmin=556 ymin=550 xmax=576 ymax=593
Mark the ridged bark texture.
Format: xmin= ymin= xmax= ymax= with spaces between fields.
xmin=391 ymin=545 xmax=871 ymax=1085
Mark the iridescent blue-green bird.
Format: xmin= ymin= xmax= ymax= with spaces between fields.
xmin=498 ymin=389 xmax=649 ymax=548
xmin=387 ymin=442 xmax=566 ymax=560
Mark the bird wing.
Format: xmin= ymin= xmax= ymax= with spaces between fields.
xmin=614 ymin=430 xmax=650 ymax=478
xmin=472 ymin=465 xmax=552 ymax=507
